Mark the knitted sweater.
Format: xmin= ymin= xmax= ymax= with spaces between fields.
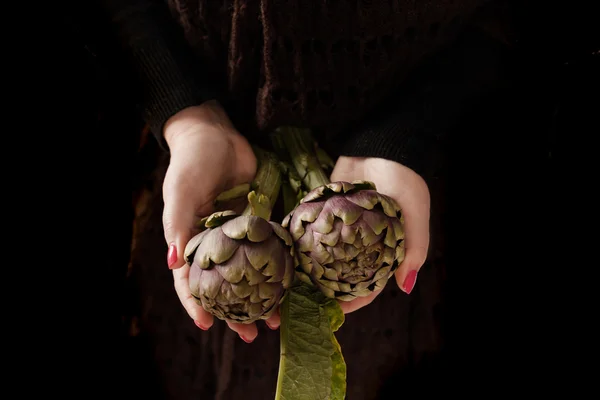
xmin=96 ymin=0 xmax=509 ymax=175
xmin=79 ymin=1 xmax=512 ymax=398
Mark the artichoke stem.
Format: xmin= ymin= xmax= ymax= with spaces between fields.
xmin=274 ymin=127 xmax=331 ymax=191
xmin=241 ymin=146 xmax=282 ymax=220
xmin=281 ymin=182 xmax=299 ymax=216
xmin=213 ymin=183 xmax=251 ymax=206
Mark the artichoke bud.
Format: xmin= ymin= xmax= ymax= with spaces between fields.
xmin=186 ymin=211 xmax=296 ymax=324
xmin=283 ymin=181 xmax=405 ymax=301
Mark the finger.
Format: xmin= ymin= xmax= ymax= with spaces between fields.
xmin=173 ymin=264 xmax=214 ymax=329
xmin=226 ymin=321 xmax=258 ymax=343
xmin=162 ymin=176 xmax=208 ymax=270
xmin=394 ymin=198 xmax=430 ymax=295
xmin=265 ymin=310 xmax=280 ymax=330
xmin=338 ymin=290 xmax=381 ymax=314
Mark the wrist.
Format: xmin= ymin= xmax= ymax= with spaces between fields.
xmin=163 ymin=100 xmax=234 ymax=149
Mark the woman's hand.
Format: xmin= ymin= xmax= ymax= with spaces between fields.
xmin=161 ymin=101 xmax=265 ymax=342
xmin=329 ymin=156 xmax=431 ymax=314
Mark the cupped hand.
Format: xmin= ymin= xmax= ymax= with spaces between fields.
xmin=329 ymin=156 xmax=431 ymax=314
xmin=266 ymin=155 xmax=431 ymax=330
xmin=162 ymin=101 xmax=269 ymax=342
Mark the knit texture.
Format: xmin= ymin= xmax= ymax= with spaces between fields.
xmin=98 ymin=0 xmax=217 ymax=137
xmin=168 ymin=0 xmax=482 ymax=136
xmin=98 ymin=0 xmax=510 ymax=175
xmin=338 ymin=23 xmax=509 ymax=174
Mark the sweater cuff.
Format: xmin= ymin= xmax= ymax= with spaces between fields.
xmin=339 ymin=108 xmax=435 ymax=177
xmin=100 ymin=0 xmax=216 ymax=149
xmin=339 ymin=27 xmax=509 ymax=177
xmin=131 ymin=40 xmax=216 ymax=144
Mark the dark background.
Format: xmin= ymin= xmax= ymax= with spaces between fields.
xmin=31 ymin=1 xmax=599 ymax=398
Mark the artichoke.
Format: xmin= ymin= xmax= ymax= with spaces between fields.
xmin=186 ymin=210 xmax=295 ymax=323
xmin=274 ymin=127 xmax=405 ymax=301
xmin=185 ymin=147 xmax=295 ymax=324
xmin=282 ymin=181 xmax=405 ymax=301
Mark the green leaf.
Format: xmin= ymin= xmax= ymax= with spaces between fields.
xmin=275 ymin=283 xmax=347 ymax=400
xmin=329 ymin=336 xmax=346 ymax=400
xmin=322 ymin=298 xmax=344 ymax=333
xmin=322 ymin=299 xmax=346 ymax=400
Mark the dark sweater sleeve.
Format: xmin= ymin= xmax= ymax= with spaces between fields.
xmin=338 ymin=25 xmax=511 ymax=177
xmin=97 ymin=0 xmax=216 ymax=142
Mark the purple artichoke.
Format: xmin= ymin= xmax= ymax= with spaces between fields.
xmin=282 ymin=181 xmax=405 ymax=301
xmin=185 ymin=210 xmax=295 ymax=324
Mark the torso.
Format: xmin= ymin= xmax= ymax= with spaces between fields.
xmin=168 ymin=0 xmax=483 ymax=135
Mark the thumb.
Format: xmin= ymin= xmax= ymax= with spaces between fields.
xmin=162 ymin=193 xmax=199 ymax=270
xmin=392 ymin=183 xmax=430 ymax=295
xmin=162 ymin=169 xmax=213 ymax=270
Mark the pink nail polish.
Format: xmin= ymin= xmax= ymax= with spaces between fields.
xmin=265 ymin=321 xmax=275 ymax=330
xmin=239 ymin=335 xmax=253 ymax=343
xmin=403 ymin=270 xmax=418 ymax=294
xmin=167 ymin=244 xmax=177 ymax=269
xmin=194 ymin=321 xmax=208 ymax=331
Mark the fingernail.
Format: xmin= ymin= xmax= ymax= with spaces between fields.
xmin=265 ymin=321 xmax=277 ymax=330
xmin=239 ymin=335 xmax=253 ymax=343
xmin=194 ymin=321 xmax=208 ymax=331
xmin=402 ymin=270 xmax=418 ymax=294
xmin=167 ymin=244 xmax=178 ymax=269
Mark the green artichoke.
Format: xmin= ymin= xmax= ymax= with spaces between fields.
xmin=186 ymin=210 xmax=295 ymax=324
xmin=271 ymin=127 xmax=405 ymax=302
xmin=282 ymin=181 xmax=405 ymax=301
xmin=185 ymin=146 xmax=295 ymax=324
